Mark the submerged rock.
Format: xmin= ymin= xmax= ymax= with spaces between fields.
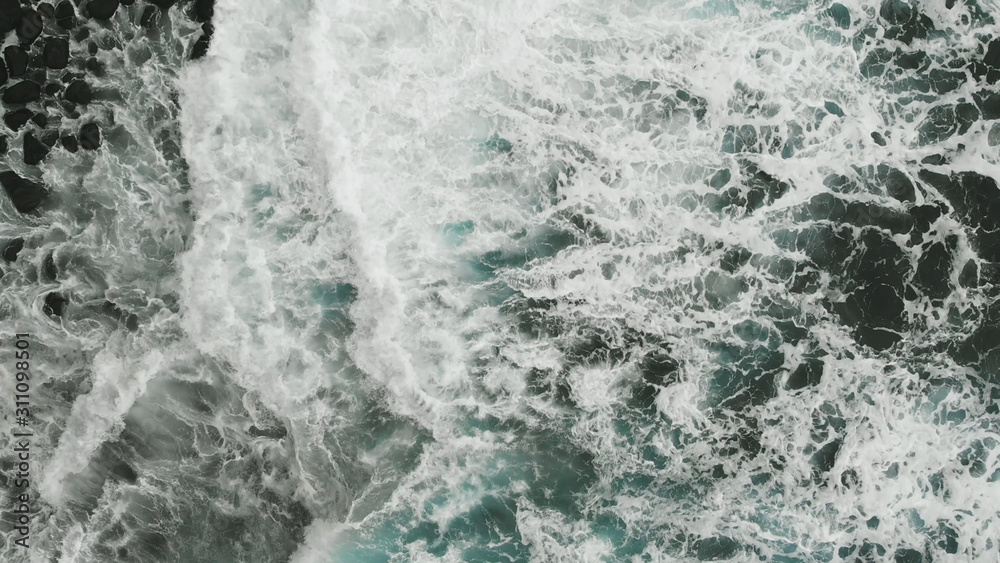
xmin=86 ymin=0 xmax=119 ymax=20
xmin=63 ymin=80 xmax=92 ymax=104
xmin=79 ymin=122 xmax=100 ymax=150
xmin=0 ymin=170 xmax=48 ymax=213
xmin=43 ymin=37 xmax=70 ymax=69
xmin=2 ymin=237 xmax=24 ymax=262
xmin=23 ymin=132 xmax=50 ymax=165
xmin=140 ymin=6 xmax=158 ymax=28
xmin=2 ymin=80 xmax=40 ymax=104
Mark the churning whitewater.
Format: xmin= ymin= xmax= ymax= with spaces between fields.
xmin=1 ymin=0 xmax=999 ymax=561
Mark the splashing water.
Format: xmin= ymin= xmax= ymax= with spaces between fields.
xmin=2 ymin=0 xmax=999 ymax=561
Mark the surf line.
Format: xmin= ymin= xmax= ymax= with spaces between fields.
xmin=10 ymin=333 xmax=32 ymax=548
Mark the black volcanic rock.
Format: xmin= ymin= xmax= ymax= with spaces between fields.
xmin=121 ymin=0 xmax=134 ymax=5
xmin=148 ymin=0 xmax=176 ymax=7
xmin=2 ymin=237 xmax=24 ymax=262
xmin=60 ymin=135 xmax=77 ymax=153
xmin=191 ymin=22 xmax=213 ymax=59
xmin=23 ymin=133 xmax=50 ymax=165
xmin=41 ymin=131 xmax=58 ymax=147
xmin=0 ymin=135 xmax=7 ymax=155
xmin=3 ymin=108 xmax=34 ymax=130
xmin=54 ymin=0 xmax=75 ymax=29
xmin=44 ymin=82 xmax=61 ymax=95
xmin=43 ymin=38 xmax=69 ymax=69
xmin=2 ymin=81 xmax=41 ymax=104
xmin=87 ymin=41 xmax=98 ymax=55
xmin=4 ymin=46 xmax=28 ymax=77
xmin=0 ymin=171 xmax=48 ymax=213
xmin=17 ymin=9 xmax=42 ymax=45
xmin=31 ymin=113 xmax=48 ymax=128
xmin=38 ymin=3 xmax=55 ymax=19
xmin=85 ymin=57 xmax=103 ymax=74
xmin=0 ymin=0 xmax=22 ymax=35
xmin=192 ymin=0 xmax=213 ymax=22
xmin=79 ymin=122 xmax=100 ymax=150
xmin=0 ymin=59 xmax=6 ymax=86
xmin=87 ymin=0 xmax=119 ymax=20
xmin=43 ymin=292 xmax=68 ymax=317
xmin=63 ymin=80 xmax=92 ymax=104
xmin=41 ymin=253 xmax=56 ymax=281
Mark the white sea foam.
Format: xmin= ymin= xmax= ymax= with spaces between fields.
xmin=170 ymin=0 xmax=1000 ymax=559
xmin=2 ymin=0 xmax=996 ymax=560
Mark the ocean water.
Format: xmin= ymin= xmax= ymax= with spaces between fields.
xmin=2 ymin=0 xmax=1000 ymax=561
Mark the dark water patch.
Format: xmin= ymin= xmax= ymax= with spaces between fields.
xmin=919 ymin=170 xmax=1000 ymax=262
xmin=913 ymin=237 xmax=957 ymax=300
xmin=709 ymin=335 xmax=783 ymax=412
xmin=694 ymin=535 xmax=741 ymax=560
xmin=786 ymin=355 xmax=825 ymax=390
xmin=706 ymin=159 xmax=790 ymax=216
xmin=629 ymin=347 xmax=679 ymax=412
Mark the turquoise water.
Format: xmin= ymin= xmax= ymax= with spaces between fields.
xmin=2 ymin=0 xmax=1000 ymax=561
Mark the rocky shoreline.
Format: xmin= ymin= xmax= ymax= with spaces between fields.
xmin=0 ymin=0 xmax=212 ymax=320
